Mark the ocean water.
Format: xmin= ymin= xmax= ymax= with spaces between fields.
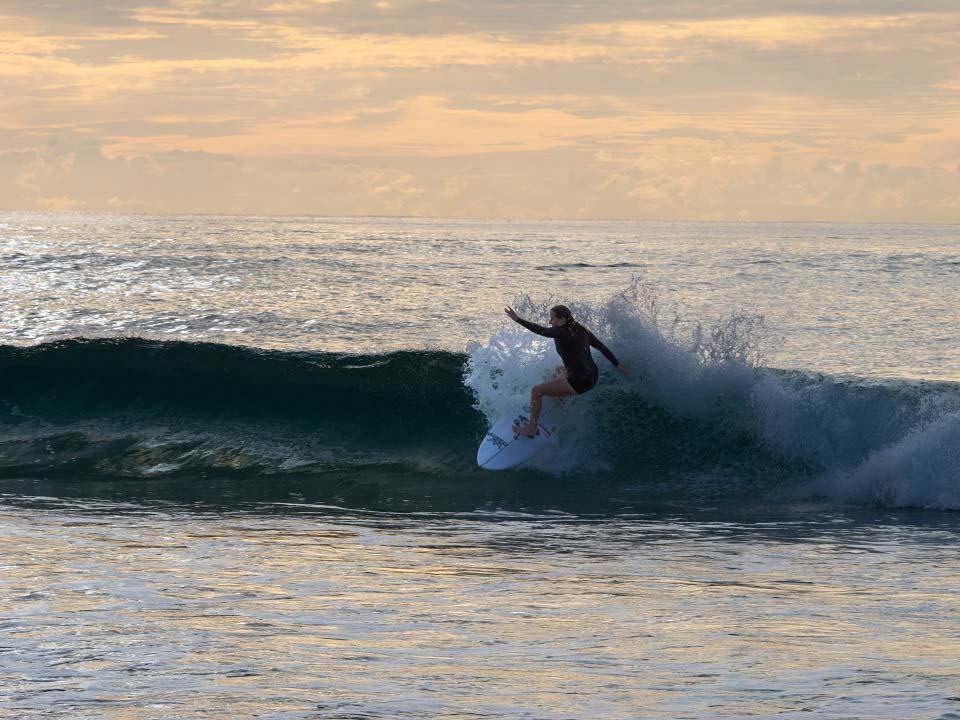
xmin=2 ymin=212 xmax=960 ymax=718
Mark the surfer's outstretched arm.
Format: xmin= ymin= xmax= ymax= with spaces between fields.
xmin=591 ymin=333 xmax=631 ymax=375
xmin=504 ymin=307 xmax=562 ymax=337
xmin=514 ymin=317 xmax=563 ymax=338
xmin=588 ymin=332 xmax=620 ymax=366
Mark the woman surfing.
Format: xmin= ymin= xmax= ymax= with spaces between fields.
xmin=505 ymin=304 xmax=630 ymax=437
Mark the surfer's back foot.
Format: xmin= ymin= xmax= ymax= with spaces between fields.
xmin=512 ymin=423 xmax=537 ymax=438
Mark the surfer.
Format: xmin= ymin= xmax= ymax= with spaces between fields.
xmin=505 ymin=305 xmax=630 ymax=437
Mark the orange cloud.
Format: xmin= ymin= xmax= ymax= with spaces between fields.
xmin=1 ymin=3 xmax=958 ymax=219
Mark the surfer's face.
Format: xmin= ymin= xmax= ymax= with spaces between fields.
xmin=549 ymin=311 xmax=563 ymax=327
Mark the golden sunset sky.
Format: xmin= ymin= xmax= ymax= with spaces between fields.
xmin=2 ymin=0 xmax=959 ymax=220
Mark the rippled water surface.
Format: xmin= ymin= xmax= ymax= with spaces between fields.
xmin=3 ymin=500 xmax=960 ymax=720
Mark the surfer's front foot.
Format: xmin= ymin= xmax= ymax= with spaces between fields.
xmin=512 ymin=423 xmax=537 ymax=438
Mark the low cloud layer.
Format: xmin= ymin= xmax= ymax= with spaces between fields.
xmin=4 ymin=138 xmax=957 ymax=222
xmin=1 ymin=1 xmax=958 ymax=220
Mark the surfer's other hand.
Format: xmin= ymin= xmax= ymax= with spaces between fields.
xmin=504 ymin=307 xmax=518 ymax=321
xmin=616 ymin=364 xmax=632 ymax=376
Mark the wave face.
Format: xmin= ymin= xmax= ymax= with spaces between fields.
xmin=3 ymin=315 xmax=960 ymax=512
xmin=0 ymin=338 xmax=489 ymax=510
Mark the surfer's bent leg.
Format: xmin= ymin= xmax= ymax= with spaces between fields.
xmin=513 ymin=377 xmax=577 ymax=437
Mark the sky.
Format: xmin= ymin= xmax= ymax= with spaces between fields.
xmin=2 ymin=0 xmax=959 ymax=221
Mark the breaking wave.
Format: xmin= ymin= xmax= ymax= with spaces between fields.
xmin=2 ymin=282 xmax=959 ymax=511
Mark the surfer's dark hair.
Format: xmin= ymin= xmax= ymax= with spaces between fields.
xmin=551 ymin=304 xmax=588 ymax=339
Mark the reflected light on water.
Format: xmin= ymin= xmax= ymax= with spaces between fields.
xmin=1 ymin=503 xmax=959 ymax=718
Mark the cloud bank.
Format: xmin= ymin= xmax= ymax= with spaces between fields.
xmin=1 ymin=0 xmax=958 ymax=220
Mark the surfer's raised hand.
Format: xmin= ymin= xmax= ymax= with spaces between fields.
xmin=504 ymin=307 xmax=519 ymax=321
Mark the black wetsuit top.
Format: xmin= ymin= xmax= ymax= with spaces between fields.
xmin=514 ymin=317 xmax=620 ymax=394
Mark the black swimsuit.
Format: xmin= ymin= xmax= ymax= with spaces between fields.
xmin=514 ymin=317 xmax=621 ymax=395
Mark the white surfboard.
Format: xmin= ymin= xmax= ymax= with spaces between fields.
xmin=476 ymin=403 xmax=560 ymax=470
